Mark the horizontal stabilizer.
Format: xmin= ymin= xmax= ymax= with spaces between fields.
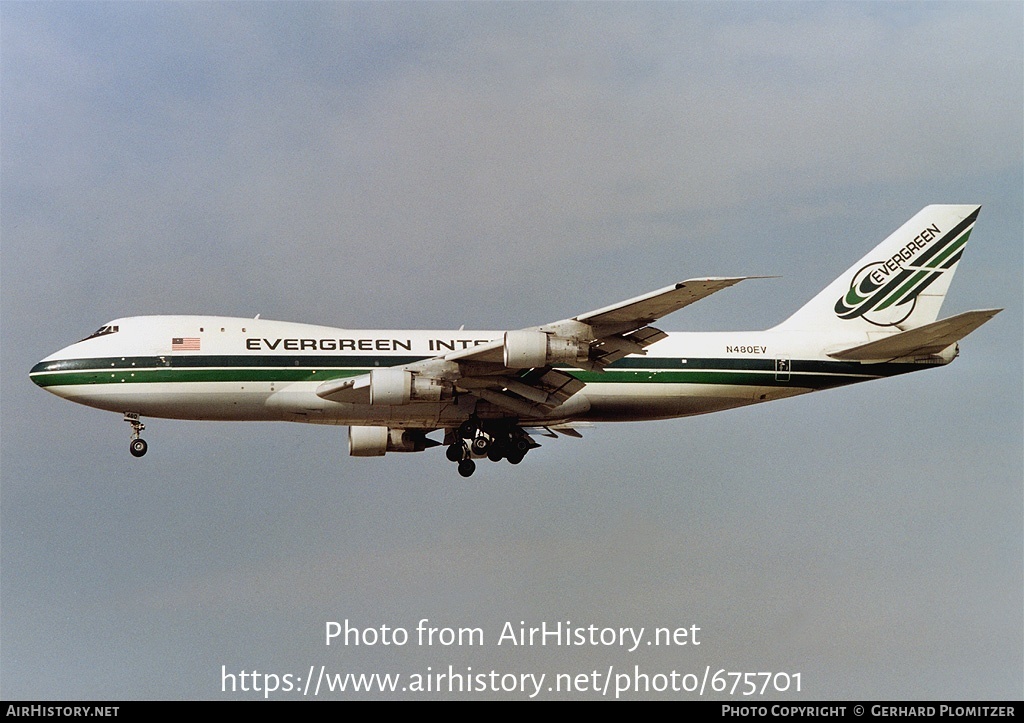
xmin=827 ymin=309 xmax=1001 ymax=361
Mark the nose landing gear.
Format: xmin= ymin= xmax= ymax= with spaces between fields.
xmin=124 ymin=412 xmax=148 ymax=457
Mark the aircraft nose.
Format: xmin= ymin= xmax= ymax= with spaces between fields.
xmin=30 ymin=351 xmax=73 ymax=392
xmin=30 ymin=359 xmax=49 ymax=387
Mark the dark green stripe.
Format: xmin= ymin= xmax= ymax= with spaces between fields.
xmin=875 ymin=231 xmax=971 ymax=311
xmin=30 ymin=355 xmax=426 ymax=373
xmin=32 ymin=355 xmax=936 ymax=392
xmin=570 ymin=370 xmax=872 ymax=389
xmin=836 ymin=210 xmax=978 ymax=319
xmin=33 ymin=354 xmax=927 ymax=377
xmin=30 ymin=368 xmax=367 ymax=386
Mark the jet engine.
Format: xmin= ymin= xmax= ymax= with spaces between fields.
xmin=503 ymin=330 xmax=587 ymax=368
xmin=348 ymin=426 xmax=436 ymax=456
xmin=368 ymin=368 xmax=444 ymax=405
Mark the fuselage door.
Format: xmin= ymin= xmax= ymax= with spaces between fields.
xmin=775 ymin=358 xmax=790 ymax=382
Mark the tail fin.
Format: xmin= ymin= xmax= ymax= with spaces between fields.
xmin=775 ymin=205 xmax=981 ymax=333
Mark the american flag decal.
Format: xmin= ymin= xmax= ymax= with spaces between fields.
xmin=172 ymin=337 xmax=201 ymax=351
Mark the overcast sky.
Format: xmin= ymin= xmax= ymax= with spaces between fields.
xmin=2 ymin=1 xmax=1021 ymax=700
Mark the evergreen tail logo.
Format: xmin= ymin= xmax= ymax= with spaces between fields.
xmin=834 ymin=209 xmax=978 ymax=327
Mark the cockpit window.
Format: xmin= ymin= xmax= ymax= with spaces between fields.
xmin=79 ymin=324 xmax=119 ymax=342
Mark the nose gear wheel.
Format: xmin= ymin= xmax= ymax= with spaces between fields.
xmin=123 ymin=412 xmax=148 ymax=457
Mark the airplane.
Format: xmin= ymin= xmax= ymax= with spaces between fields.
xmin=30 ymin=205 xmax=1001 ymax=477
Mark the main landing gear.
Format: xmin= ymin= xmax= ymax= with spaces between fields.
xmin=444 ymin=418 xmax=535 ymax=477
xmin=124 ymin=412 xmax=148 ymax=457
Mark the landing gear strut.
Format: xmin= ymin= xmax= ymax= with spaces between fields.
xmin=124 ymin=412 xmax=148 ymax=457
xmin=445 ymin=419 xmax=536 ymax=476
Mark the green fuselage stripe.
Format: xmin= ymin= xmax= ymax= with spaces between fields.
xmin=30 ymin=354 xmax=933 ymax=392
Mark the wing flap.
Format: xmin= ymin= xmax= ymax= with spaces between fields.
xmin=459 ymin=368 xmax=584 ymax=414
xmin=518 ymin=367 xmax=586 ymax=403
xmin=827 ymin=309 xmax=1002 ymax=361
xmin=588 ymin=326 xmax=669 ymax=366
xmin=529 ymin=422 xmax=594 ymax=438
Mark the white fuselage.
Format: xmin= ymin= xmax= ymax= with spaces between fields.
xmin=31 ymin=315 xmax=945 ymax=429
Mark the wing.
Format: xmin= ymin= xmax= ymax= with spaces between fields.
xmin=573 ymin=277 xmax=754 ymax=328
xmin=317 ymin=277 xmax=758 ymax=415
xmin=538 ymin=276 xmax=760 ymax=366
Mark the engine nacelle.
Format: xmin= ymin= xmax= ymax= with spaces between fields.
xmin=348 ymin=426 xmax=432 ymax=456
xmin=368 ymin=368 xmax=443 ymax=405
xmin=503 ymin=330 xmax=586 ymax=368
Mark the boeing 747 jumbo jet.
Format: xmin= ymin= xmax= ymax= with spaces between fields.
xmin=31 ymin=205 xmax=1001 ymax=477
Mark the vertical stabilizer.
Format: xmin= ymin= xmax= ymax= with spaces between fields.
xmin=775 ymin=205 xmax=981 ymax=334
